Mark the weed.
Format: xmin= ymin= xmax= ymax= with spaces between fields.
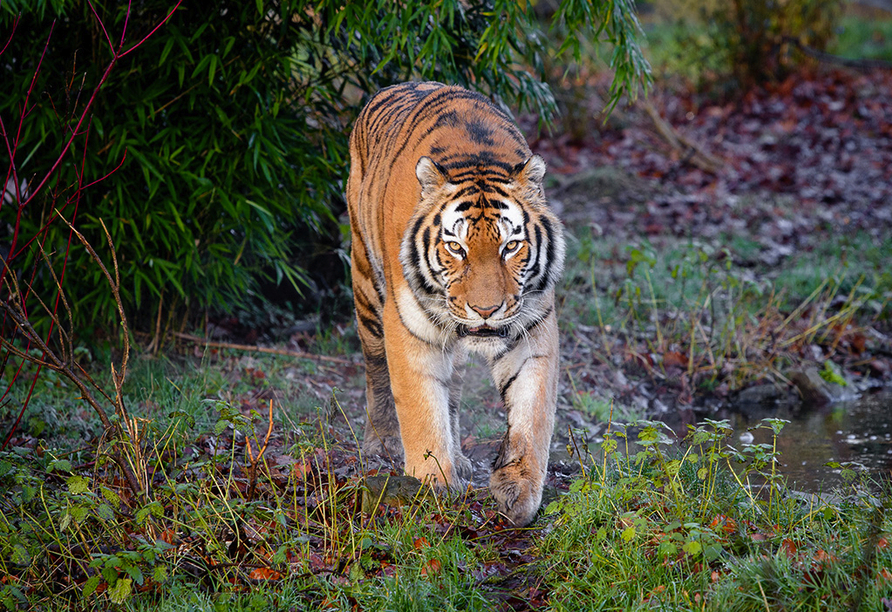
xmin=541 ymin=416 xmax=892 ymax=610
xmin=561 ymin=231 xmax=889 ymax=395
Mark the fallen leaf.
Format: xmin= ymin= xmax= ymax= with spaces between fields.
xmin=780 ymin=539 xmax=797 ymax=559
xmin=420 ymin=558 xmax=442 ymax=577
xmin=663 ymin=351 xmax=688 ymax=368
xmin=249 ymin=567 xmax=282 ymax=581
xmin=413 ymin=537 xmax=430 ymax=550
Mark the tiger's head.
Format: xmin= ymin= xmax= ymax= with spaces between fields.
xmin=400 ymin=154 xmax=565 ymax=350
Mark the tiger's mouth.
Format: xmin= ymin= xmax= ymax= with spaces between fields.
xmin=457 ymin=324 xmax=509 ymax=339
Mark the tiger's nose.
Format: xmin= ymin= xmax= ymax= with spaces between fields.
xmin=470 ymin=303 xmax=500 ymax=318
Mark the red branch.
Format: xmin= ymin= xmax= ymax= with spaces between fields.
xmin=0 ymin=2 xmax=182 ymax=449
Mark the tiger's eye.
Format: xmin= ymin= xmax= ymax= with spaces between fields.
xmin=504 ymin=240 xmax=520 ymax=253
xmin=446 ymin=241 xmax=465 ymax=256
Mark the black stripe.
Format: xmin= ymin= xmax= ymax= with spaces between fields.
xmin=359 ymin=314 xmax=384 ymax=339
xmin=409 ymin=216 xmax=441 ymax=296
xmin=528 ymin=224 xmax=543 ymax=283
xmin=499 ymin=373 xmax=519 ymax=399
xmin=531 ymin=217 xmax=557 ymax=293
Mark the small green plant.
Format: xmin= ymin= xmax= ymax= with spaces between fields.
xmin=541 ymin=417 xmax=892 ymax=610
xmin=561 ymin=232 xmax=889 ymax=394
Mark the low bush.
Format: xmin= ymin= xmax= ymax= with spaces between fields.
xmin=0 ymin=0 xmax=649 ymax=337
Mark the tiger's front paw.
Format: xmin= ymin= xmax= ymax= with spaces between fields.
xmin=404 ymin=454 xmax=466 ymax=492
xmin=489 ymin=462 xmax=543 ymax=527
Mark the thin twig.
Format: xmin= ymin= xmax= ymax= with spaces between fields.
xmin=641 ymin=100 xmax=724 ymax=174
xmin=174 ymin=332 xmax=353 ymax=365
xmin=0 ymin=297 xmax=113 ymax=432
xmin=246 ymin=400 xmax=275 ymax=501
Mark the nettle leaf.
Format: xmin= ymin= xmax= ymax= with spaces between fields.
xmin=100 ymin=486 xmax=121 ymax=509
xmin=82 ymin=575 xmax=101 ymax=600
xmin=70 ymin=506 xmax=89 ymax=524
xmin=67 ymin=475 xmax=89 ymax=495
xmin=664 ymin=459 xmax=682 ymax=477
xmin=621 ymin=525 xmax=636 ymax=542
xmin=50 ymin=459 xmax=72 ymax=473
xmin=11 ymin=544 xmax=30 ymax=566
xmin=97 ymin=503 xmax=115 ymax=522
xmin=124 ymin=565 xmax=144 ymax=586
xmin=153 ymin=565 xmax=169 ymax=583
xmin=136 ymin=501 xmax=165 ymax=526
xmin=108 ymin=577 xmax=132 ymax=605
xmin=214 ymin=418 xmax=230 ymax=435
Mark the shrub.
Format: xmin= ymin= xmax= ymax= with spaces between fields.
xmin=0 ymin=0 xmax=650 ymax=336
xmin=711 ymin=0 xmax=844 ymax=87
xmin=647 ymin=0 xmax=843 ymax=89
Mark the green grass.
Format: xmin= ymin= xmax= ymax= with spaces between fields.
xmin=540 ymin=420 xmax=892 ymax=611
xmin=1 ymin=357 xmax=891 ymax=610
xmin=560 ymin=226 xmax=890 ymax=391
xmin=830 ymin=14 xmax=892 ymax=63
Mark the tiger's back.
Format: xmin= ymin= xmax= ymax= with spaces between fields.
xmin=347 ymin=82 xmax=565 ymax=527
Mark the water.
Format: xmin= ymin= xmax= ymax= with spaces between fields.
xmin=724 ymin=391 xmax=892 ymax=492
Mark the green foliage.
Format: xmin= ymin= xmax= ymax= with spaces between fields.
xmin=542 ymin=418 xmax=892 ymax=610
xmin=644 ymin=0 xmax=844 ymax=89
xmin=708 ymin=0 xmax=843 ymax=87
xmin=0 ymin=0 xmax=650 ymax=334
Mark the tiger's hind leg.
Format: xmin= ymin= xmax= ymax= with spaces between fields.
xmin=351 ymin=242 xmax=404 ymax=464
xmin=360 ymin=345 xmax=403 ymax=464
xmin=449 ymin=368 xmax=473 ymax=481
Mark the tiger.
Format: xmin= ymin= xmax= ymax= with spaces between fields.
xmin=346 ymin=81 xmax=565 ymax=527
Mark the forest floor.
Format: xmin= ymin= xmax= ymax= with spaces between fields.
xmin=3 ymin=66 xmax=892 ymax=610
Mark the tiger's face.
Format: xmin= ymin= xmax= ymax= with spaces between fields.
xmin=400 ymin=154 xmax=563 ymax=350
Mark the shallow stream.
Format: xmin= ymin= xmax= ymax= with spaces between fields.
xmin=723 ymin=390 xmax=892 ymax=492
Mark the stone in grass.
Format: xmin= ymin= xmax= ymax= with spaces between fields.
xmin=733 ymin=383 xmax=785 ymax=408
xmin=789 ymin=364 xmax=850 ymax=407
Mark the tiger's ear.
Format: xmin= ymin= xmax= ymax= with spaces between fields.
xmin=415 ymin=156 xmax=449 ymax=196
xmin=513 ymin=155 xmax=546 ymax=188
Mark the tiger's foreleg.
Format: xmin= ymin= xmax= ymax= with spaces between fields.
xmin=382 ymin=299 xmax=464 ymax=488
xmin=489 ymin=306 xmax=560 ymax=527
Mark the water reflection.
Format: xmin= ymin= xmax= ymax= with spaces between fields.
xmin=723 ymin=391 xmax=892 ymax=492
